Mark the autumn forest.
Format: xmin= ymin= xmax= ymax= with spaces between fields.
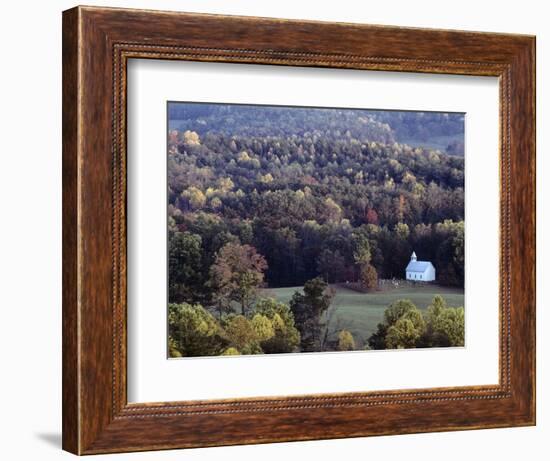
xmin=167 ymin=103 xmax=465 ymax=357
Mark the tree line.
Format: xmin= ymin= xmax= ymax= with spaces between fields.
xmin=168 ymin=224 xmax=463 ymax=355
xmin=169 ymin=284 xmax=464 ymax=357
xmin=168 ymin=104 xmax=464 ymax=155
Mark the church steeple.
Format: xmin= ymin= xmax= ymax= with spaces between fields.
xmin=411 ymin=251 xmax=417 ymax=262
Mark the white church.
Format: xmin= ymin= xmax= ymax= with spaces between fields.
xmin=405 ymin=251 xmax=436 ymax=282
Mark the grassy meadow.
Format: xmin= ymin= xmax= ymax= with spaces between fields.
xmin=261 ymin=284 xmax=464 ymax=349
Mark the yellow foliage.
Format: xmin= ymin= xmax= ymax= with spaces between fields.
xmin=337 ymin=330 xmax=356 ymax=351
xmin=251 ymin=314 xmax=275 ymax=342
xmin=222 ymin=347 xmax=241 ymax=356
xmin=183 ymin=130 xmax=201 ymax=145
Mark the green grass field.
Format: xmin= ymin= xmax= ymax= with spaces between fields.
xmin=261 ymin=284 xmax=464 ymax=348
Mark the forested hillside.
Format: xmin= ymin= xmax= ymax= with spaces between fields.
xmin=168 ymin=104 xmax=465 ymax=155
xmin=169 ymin=104 xmax=464 ymax=294
xmin=167 ymin=103 xmax=465 ymax=356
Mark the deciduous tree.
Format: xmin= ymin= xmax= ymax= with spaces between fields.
xmin=223 ymin=315 xmax=263 ymax=355
xmin=256 ymin=298 xmax=300 ymax=353
xmin=386 ymin=318 xmax=421 ymax=349
xmin=421 ymin=295 xmax=465 ymax=347
xmin=209 ymin=243 xmax=268 ymax=315
xmin=168 ymin=303 xmax=227 ymax=357
xmin=360 ymin=263 xmax=378 ymax=291
xmin=368 ymin=299 xmax=425 ymax=350
xmin=337 ymin=330 xmax=356 ymax=351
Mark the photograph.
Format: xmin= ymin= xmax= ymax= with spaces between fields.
xmin=167 ymin=102 xmax=465 ymax=357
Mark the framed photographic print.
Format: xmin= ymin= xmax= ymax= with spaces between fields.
xmin=62 ymin=6 xmax=536 ymax=455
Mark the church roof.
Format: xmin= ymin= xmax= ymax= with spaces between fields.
xmin=406 ymin=260 xmax=433 ymax=273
